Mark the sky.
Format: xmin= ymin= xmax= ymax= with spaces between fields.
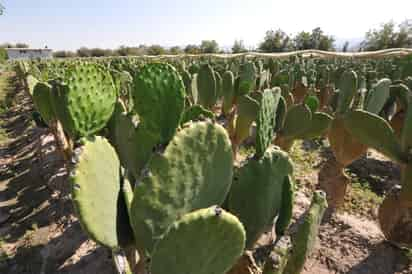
xmin=0 ymin=0 xmax=411 ymax=51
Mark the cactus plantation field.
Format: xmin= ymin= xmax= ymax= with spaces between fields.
xmin=1 ymin=50 xmax=412 ymax=274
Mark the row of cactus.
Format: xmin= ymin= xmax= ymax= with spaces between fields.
xmin=16 ymin=53 xmax=412 ymax=272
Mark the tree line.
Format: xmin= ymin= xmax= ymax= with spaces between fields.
xmin=1 ymin=20 xmax=411 ymax=58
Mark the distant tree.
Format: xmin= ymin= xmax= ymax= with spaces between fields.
xmin=15 ymin=43 xmax=29 ymax=48
xmin=77 ymin=47 xmax=92 ymax=57
xmin=53 ymin=51 xmax=76 ymax=58
xmin=0 ymin=3 xmax=4 ymax=15
xmin=258 ymin=29 xmax=292 ymax=52
xmin=293 ymin=27 xmax=334 ymax=51
xmin=362 ymin=21 xmax=412 ymax=50
xmin=232 ymin=40 xmax=247 ymax=53
xmin=169 ymin=46 xmax=183 ymax=55
xmin=200 ymin=40 xmax=219 ymax=53
xmin=293 ymin=31 xmax=312 ymax=50
xmin=147 ymin=44 xmax=166 ymax=55
xmin=342 ymin=41 xmax=350 ymax=52
xmin=0 ymin=48 xmax=7 ymax=62
xmin=184 ymin=44 xmax=201 ymax=54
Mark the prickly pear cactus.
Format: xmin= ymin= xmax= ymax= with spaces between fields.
xmin=32 ymin=82 xmax=55 ymax=125
xmin=181 ymin=104 xmax=215 ymax=125
xmin=238 ymin=62 xmax=257 ymax=95
xmin=336 ymin=70 xmax=357 ymax=115
xmin=130 ymin=121 xmax=233 ymax=253
xmin=283 ymin=191 xmax=328 ymax=274
xmin=343 ymin=110 xmax=404 ymax=163
xmin=228 ymin=147 xmax=294 ymax=248
xmin=150 ymin=207 xmax=246 ymax=274
xmin=364 ymin=78 xmax=391 ymax=115
xmin=234 ymin=95 xmax=260 ymax=146
xmin=255 ymin=89 xmax=280 ymax=158
xmin=132 ymin=63 xmax=185 ymax=143
xmin=70 ymin=136 xmax=132 ymax=249
xmin=222 ymin=71 xmax=235 ymax=115
xmin=50 ymin=62 xmax=117 ymax=138
xmin=197 ymin=63 xmax=217 ymax=109
xmin=282 ymin=104 xmax=312 ymax=139
xmin=109 ymin=102 xmax=158 ymax=178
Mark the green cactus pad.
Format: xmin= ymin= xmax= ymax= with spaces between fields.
xmin=344 ymin=110 xmax=405 ymax=163
xmin=275 ymin=175 xmax=295 ymax=236
xmin=32 ymin=82 xmax=55 ymax=125
xmin=130 ymin=121 xmax=233 ymax=253
xmin=234 ymin=95 xmax=260 ymax=145
xmin=298 ymin=112 xmax=333 ymax=140
xmin=304 ymin=95 xmax=320 ymax=113
xmin=274 ymin=95 xmax=287 ymax=133
xmin=256 ymin=89 xmax=280 ymax=158
xmin=284 ymin=191 xmax=327 ymax=274
xmin=282 ymin=104 xmax=312 ymax=139
xmin=71 ymin=136 xmax=129 ymax=249
xmin=197 ymin=64 xmax=217 ymax=109
xmin=181 ymin=104 xmax=215 ymax=125
xmin=401 ymin=102 xmax=412 ymax=153
xmin=390 ymin=84 xmax=411 ymax=111
xmin=222 ymin=71 xmax=235 ymax=115
xmin=215 ymin=71 xmax=223 ymax=100
xmin=237 ymin=61 xmax=257 ymax=95
xmin=50 ymin=62 xmax=117 ymax=139
xmin=110 ymin=102 xmax=158 ymax=178
xmin=151 ymin=207 xmax=246 ymax=274
xmin=228 ymin=147 xmax=293 ymax=248
xmin=26 ymin=75 xmax=39 ymax=96
xmin=336 ymin=70 xmax=358 ymax=115
xmin=132 ymin=63 xmax=185 ymax=143
xmin=365 ymin=78 xmax=391 ymax=114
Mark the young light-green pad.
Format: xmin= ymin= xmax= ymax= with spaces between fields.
xmin=130 ymin=121 xmax=234 ymax=253
xmin=228 ymin=147 xmax=294 ymax=248
xmin=132 ymin=63 xmax=185 ymax=143
xmin=197 ymin=63 xmax=217 ymax=109
xmin=71 ymin=136 xmax=122 ymax=249
xmin=50 ymin=62 xmax=117 ymax=138
xmin=256 ymin=89 xmax=280 ymax=158
xmin=150 ymin=207 xmax=246 ymax=274
xmin=284 ymin=191 xmax=327 ymax=274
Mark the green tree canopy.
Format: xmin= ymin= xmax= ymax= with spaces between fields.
xmin=232 ymin=40 xmax=247 ymax=53
xmin=258 ymin=29 xmax=292 ymax=52
xmin=200 ymin=40 xmax=219 ymax=53
xmin=362 ymin=21 xmax=412 ymax=51
xmin=169 ymin=46 xmax=183 ymax=55
xmin=184 ymin=44 xmax=201 ymax=54
xmin=293 ymin=27 xmax=335 ymax=51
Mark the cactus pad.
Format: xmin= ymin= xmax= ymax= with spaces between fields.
xmin=50 ymin=62 xmax=117 ymax=138
xmin=228 ymin=147 xmax=293 ymax=248
xmin=336 ymin=70 xmax=357 ymax=115
xmin=197 ymin=64 xmax=217 ymax=109
xmin=32 ymin=82 xmax=55 ymax=125
xmin=344 ymin=110 xmax=405 ymax=163
xmin=71 ymin=136 xmax=125 ymax=248
xmin=150 ymin=207 xmax=246 ymax=274
xmin=222 ymin=71 xmax=235 ymax=115
xmin=238 ymin=61 xmax=257 ymax=95
xmin=181 ymin=104 xmax=215 ymax=125
xmin=132 ymin=63 xmax=185 ymax=143
xmin=256 ymin=89 xmax=280 ymax=158
xmin=365 ymin=78 xmax=391 ymax=114
xmin=284 ymin=191 xmax=327 ymax=274
xmin=130 ymin=121 xmax=233 ymax=253
xmin=234 ymin=95 xmax=260 ymax=145
xmin=282 ymin=104 xmax=312 ymax=138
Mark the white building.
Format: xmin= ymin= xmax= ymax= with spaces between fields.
xmin=6 ymin=48 xmax=53 ymax=60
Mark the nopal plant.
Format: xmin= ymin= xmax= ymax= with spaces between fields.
xmin=68 ymin=62 xmax=326 ymax=274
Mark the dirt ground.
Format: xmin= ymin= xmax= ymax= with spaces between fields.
xmin=0 ymin=76 xmax=411 ymax=274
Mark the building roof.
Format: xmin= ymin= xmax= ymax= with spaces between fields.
xmin=5 ymin=48 xmax=53 ymax=51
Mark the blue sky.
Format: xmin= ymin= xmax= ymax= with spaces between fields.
xmin=0 ymin=0 xmax=411 ymax=50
